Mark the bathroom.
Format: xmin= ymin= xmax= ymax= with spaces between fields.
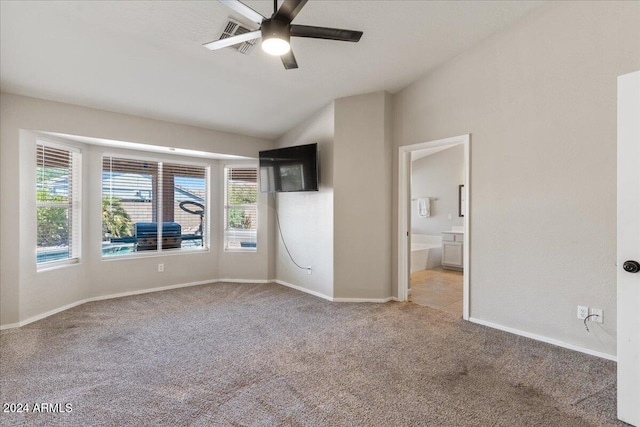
xmin=410 ymin=143 xmax=465 ymax=315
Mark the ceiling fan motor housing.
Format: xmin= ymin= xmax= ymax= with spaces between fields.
xmin=261 ymin=18 xmax=291 ymax=43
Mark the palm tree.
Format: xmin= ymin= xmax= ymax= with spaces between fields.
xmin=102 ymin=197 xmax=134 ymax=238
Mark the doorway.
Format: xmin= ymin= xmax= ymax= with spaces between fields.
xmin=398 ymin=134 xmax=470 ymax=320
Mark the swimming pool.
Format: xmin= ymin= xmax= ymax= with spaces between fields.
xmin=37 ymin=240 xmax=203 ymax=263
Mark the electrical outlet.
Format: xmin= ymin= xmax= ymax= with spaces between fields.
xmin=448 ymin=213 xmax=453 ymax=220
xmin=591 ymin=308 xmax=603 ymax=324
xmin=577 ymin=305 xmax=589 ymax=320
xmin=158 ymin=263 xmax=164 ymax=272
xmin=308 ymin=266 xmax=312 ymax=275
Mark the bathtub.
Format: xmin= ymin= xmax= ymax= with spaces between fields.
xmin=411 ymin=234 xmax=442 ymax=273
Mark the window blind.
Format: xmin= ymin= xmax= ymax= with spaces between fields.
xmin=102 ymin=156 xmax=158 ymax=256
xmin=36 ymin=142 xmax=81 ymax=265
xmin=163 ymin=163 xmax=207 ymax=251
xmin=102 ymin=156 xmax=208 ymax=257
xmin=224 ymin=166 xmax=258 ymax=250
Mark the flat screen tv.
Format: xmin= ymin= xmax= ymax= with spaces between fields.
xmin=259 ymin=143 xmax=319 ymax=193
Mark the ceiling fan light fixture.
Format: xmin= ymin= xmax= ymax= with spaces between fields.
xmin=260 ymin=18 xmax=291 ymax=56
xmin=262 ymin=36 xmax=290 ymax=56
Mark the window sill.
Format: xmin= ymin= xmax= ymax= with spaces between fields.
xmin=101 ymin=248 xmax=210 ymax=262
xmin=37 ymin=259 xmax=80 ymax=273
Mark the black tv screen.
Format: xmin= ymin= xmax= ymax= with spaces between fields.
xmin=259 ymin=143 xmax=319 ymax=193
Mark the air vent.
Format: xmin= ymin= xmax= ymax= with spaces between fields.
xmin=219 ymin=19 xmax=258 ymax=55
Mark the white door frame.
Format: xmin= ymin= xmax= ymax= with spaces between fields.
xmin=617 ymin=70 xmax=640 ymax=426
xmin=397 ymin=134 xmax=470 ymax=320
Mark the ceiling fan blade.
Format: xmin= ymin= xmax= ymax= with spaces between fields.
xmin=218 ymin=0 xmax=265 ymax=25
xmin=281 ymin=49 xmax=299 ymax=70
xmin=203 ymin=30 xmax=261 ymax=50
xmin=290 ymin=25 xmax=363 ymax=42
xmin=273 ymin=0 xmax=308 ymax=23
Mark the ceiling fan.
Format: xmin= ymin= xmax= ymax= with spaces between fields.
xmin=203 ymin=0 xmax=363 ymax=69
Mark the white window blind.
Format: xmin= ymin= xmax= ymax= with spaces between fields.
xmin=102 ymin=157 xmax=158 ymax=256
xmin=36 ymin=142 xmax=81 ymax=265
xmin=102 ymin=156 xmax=208 ymax=257
xmin=163 ymin=162 xmax=207 ymax=251
xmin=224 ymin=166 xmax=258 ymax=250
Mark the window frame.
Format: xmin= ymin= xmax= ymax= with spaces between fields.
xmin=101 ymin=152 xmax=211 ymax=260
xmin=223 ymin=164 xmax=258 ymax=252
xmin=36 ymin=139 xmax=82 ymax=271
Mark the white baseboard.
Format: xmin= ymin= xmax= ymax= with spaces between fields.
xmin=0 ymin=322 xmax=20 ymax=330
xmin=272 ymin=279 xmax=333 ymax=301
xmin=1 ymin=279 xmax=220 ymax=330
xmin=468 ymin=317 xmax=617 ymax=362
xmin=218 ymin=279 xmax=270 ymax=284
xmin=333 ymin=297 xmax=396 ymax=303
xmin=272 ymin=280 xmax=399 ymax=303
xmin=1 ymin=278 xmax=398 ymax=330
xmin=85 ymin=279 xmax=216 ymax=304
xmin=0 ymin=299 xmax=88 ymax=330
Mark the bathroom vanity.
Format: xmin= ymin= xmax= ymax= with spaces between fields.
xmin=442 ymin=231 xmax=464 ymax=270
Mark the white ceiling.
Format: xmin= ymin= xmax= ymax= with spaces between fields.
xmin=1 ymin=1 xmax=544 ymax=140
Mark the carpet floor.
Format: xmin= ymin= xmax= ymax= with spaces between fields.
xmin=0 ymin=282 xmax=623 ymax=426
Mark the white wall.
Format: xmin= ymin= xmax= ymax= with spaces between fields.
xmin=392 ymin=1 xmax=640 ymax=357
xmin=0 ymin=93 xmax=273 ymax=327
xmin=411 ymin=144 xmax=464 ymax=236
xmin=274 ymin=103 xmax=334 ymax=298
xmin=334 ymin=91 xmax=393 ymax=299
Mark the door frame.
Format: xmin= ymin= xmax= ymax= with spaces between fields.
xmin=397 ymin=134 xmax=470 ymax=320
xmin=617 ymin=70 xmax=640 ymax=426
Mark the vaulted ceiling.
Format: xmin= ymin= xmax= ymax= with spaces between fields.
xmin=0 ymin=1 xmax=544 ymax=139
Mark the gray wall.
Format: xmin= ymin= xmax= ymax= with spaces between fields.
xmin=274 ymin=93 xmax=394 ymax=301
xmin=274 ymin=103 xmax=335 ymax=298
xmin=411 ymin=145 xmax=464 ymax=236
xmin=392 ymin=1 xmax=640 ymax=357
xmin=0 ymin=93 xmax=273 ymax=327
xmin=334 ymin=91 xmax=393 ymax=299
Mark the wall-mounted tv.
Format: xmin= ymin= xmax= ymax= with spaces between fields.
xmin=259 ymin=143 xmax=319 ymax=193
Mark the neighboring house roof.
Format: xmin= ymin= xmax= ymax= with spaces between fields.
xmin=40 ymin=173 xmax=205 ymax=203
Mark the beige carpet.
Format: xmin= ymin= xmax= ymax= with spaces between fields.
xmin=0 ymin=282 xmax=623 ymax=426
